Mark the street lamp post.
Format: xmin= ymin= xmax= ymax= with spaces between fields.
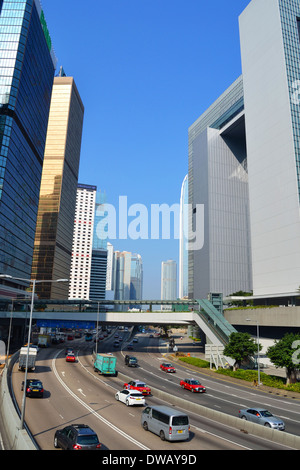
xmin=246 ymin=317 xmax=261 ymax=385
xmin=0 ymin=275 xmax=68 ymax=429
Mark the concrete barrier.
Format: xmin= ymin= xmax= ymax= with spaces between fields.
xmin=0 ymin=359 xmax=37 ymax=450
xmin=119 ymin=370 xmax=300 ymax=450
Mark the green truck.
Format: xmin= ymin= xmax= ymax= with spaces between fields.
xmin=94 ymin=353 xmax=117 ymax=376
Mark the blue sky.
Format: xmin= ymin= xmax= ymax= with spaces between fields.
xmin=42 ymin=0 xmax=251 ymax=299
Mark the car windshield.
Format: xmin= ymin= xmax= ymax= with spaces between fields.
xmin=136 ymin=382 xmax=146 ymax=387
xmin=77 ymin=435 xmax=99 ymax=445
xmin=165 ymin=364 xmax=172 ymax=367
xmin=260 ymin=410 xmax=273 ymax=417
xmin=190 ymin=380 xmax=200 ymax=385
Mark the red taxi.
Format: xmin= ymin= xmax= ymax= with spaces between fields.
xmin=160 ymin=362 xmax=176 ymax=373
xmin=180 ymin=378 xmax=206 ymax=393
xmin=123 ymin=380 xmax=151 ymax=396
xmin=66 ymin=353 xmax=76 ymax=362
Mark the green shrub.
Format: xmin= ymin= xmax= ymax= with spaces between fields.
xmin=178 ymin=356 xmax=210 ymax=368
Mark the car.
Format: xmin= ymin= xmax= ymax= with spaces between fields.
xmin=54 ymin=424 xmax=101 ymax=450
xmin=180 ymin=378 xmax=206 ymax=393
xmin=123 ymin=380 xmax=151 ymax=395
xmin=127 ymin=343 xmax=134 ymax=350
xmin=66 ymin=353 xmax=76 ymax=362
xmin=113 ymin=340 xmax=119 ymax=347
xmin=160 ymin=362 xmax=176 ymax=373
xmin=21 ymin=379 xmax=44 ymax=398
xmin=133 ymin=337 xmax=138 ymax=343
xmin=238 ymin=408 xmax=285 ymax=430
xmin=115 ymin=389 xmax=145 ymax=406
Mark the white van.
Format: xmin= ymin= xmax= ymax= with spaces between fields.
xmin=141 ymin=405 xmax=190 ymax=441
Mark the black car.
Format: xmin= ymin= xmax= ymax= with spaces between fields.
xmin=54 ymin=424 xmax=101 ymax=450
xmin=21 ymin=379 xmax=44 ymax=398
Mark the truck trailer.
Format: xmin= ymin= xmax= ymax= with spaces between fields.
xmin=94 ymin=353 xmax=117 ymax=376
xmin=18 ymin=347 xmax=37 ymax=372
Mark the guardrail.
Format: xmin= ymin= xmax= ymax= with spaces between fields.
xmin=0 ymin=356 xmax=38 ymax=450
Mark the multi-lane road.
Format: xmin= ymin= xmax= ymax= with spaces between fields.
xmin=9 ymin=328 xmax=300 ymax=451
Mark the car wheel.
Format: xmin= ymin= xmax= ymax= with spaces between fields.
xmin=143 ymin=421 xmax=148 ymax=431
xmin=126 ymin=400 xmax=130 ymax=406
xmin=160 ymin=430 xmax=165 ymax=441
xmin=115 ymin=394 xmax=119 ymax=401
xmin=264 ymin=423 xmax=271 ymax=427
xmin=241 ymin=416 xmax=247 ymax=420
xmin=54 ymin=437 xmax=59 ymax=448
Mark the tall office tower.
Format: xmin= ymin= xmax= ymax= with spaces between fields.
xmin=32 ymin=76 xmax=84 ymax=299
xmin=161 ymin=260 xmax=177 ymax=305
xmin=188 ymin=76 xmax=252 ymax=300
xmin=113 ymin=251 xmax=143 ymax=309
xmin=68 ymin=184 xmax=97 ymax=301
xmin=0 ymin=0 xmax=56 ymax=296
xmin=130 ymin=253 xmax=143 ymax=305
xmin=239 ymin=0 xmax=300 ymax=297
xmin=179 ymin=174 xmax=189 ymax=298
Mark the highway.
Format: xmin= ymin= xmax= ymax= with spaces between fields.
xmin=10 ymin=328 xmax=300 ymax=451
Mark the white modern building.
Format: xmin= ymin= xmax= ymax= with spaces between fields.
xmin=189 ymin=0 xmax=300 ymax=303
xmin=239 ymin=0 xmax=300 ymax=298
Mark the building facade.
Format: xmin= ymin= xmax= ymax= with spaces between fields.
xmin=32 ymin=76 xmax=84 ymax=299
xmin=0 ymin=0 xmax=56 ymax=295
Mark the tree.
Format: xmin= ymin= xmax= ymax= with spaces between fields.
xmin=267 ymin=333 xmax=300 ymax=385
xmin=223 ymin=332 xmax=260 ymax=371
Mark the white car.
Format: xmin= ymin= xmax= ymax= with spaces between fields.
xmin=115 ymin=389 xmax=145 ymax=406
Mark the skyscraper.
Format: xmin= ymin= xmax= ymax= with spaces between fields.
xmin=113 ymin=251 xmax=143 ymax=309
xmin=161 ymin=260 xmax=177 ymax=305
xmin=179 ymin=174 xmax=189 ymax=299
xmin=239 ymin=0 xmax=300 ymax=297
xmin=69 ymin=184 xmax=97 ymax=301
xmin=188 ymin=76 xmax=252 ymax=300
xmin=31 ymin=75 xmax=84 ymax=299
xmin=0 ymin=0 xmax=56 ymax=295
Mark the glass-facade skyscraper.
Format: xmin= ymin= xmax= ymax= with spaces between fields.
xmin=31 ymin=76 xmax=84 ymax=299
xmin=0 ymin=0 xmax=56 ymax=294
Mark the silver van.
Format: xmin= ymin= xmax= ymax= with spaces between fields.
xmin=141 ymin=405 xmax=190 ymax=441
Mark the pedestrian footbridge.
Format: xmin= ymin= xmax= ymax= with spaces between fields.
xmin=0 ymin=298 xmax=237 ymax=347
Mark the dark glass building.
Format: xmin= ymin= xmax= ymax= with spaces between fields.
xmin=0 ymin=0 xmax=56 ymax=294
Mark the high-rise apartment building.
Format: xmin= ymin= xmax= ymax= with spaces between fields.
xmin=161 ymin=260 xmax=177 ymax=303
xmin=69 ymin=184 xmax=97 ymax=300
xmin=0 ymin=0 xmax=56 ymax=296
xmin=32 ymin=75 xmax=84 ymax=299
